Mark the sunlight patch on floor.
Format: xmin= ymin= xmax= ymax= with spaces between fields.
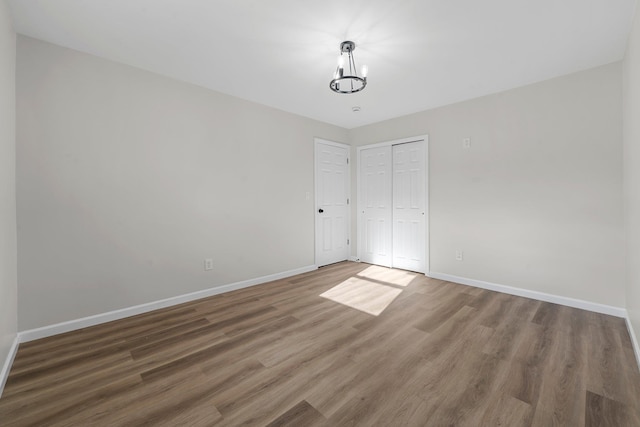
xmin=357 ymin=265 xmax=417 ymax=287
xmin=319 ymin=276 xmax=403 ymax=316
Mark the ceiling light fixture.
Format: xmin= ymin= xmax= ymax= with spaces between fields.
xmin=330 ymin=41 xmax=367 ymax=94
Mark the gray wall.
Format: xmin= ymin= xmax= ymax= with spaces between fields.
xmin=16 ymin=36 xmax=348 ymax=330
xmin=624 ymin=7 xmax=640 ymax=350
xmin=0 ymin=0 xmax=17 ymax=381
xmin=349 ymin=63 xmax=624 ymax=307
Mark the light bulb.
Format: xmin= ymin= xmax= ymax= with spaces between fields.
xmin=362 ymin=64 xmax=368 ymax=78
xmin=338 ymin=55 xmax=345 ymax=69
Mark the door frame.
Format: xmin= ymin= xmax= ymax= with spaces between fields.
xmin=356 ymin=135 xmax=429 ymax=274
xmin=314 ymin=138 xmax=351 ymax=267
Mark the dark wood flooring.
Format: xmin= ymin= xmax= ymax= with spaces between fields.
xmin=1 ymin=261 xmax=639 ymax=426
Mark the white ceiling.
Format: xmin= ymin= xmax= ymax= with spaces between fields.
xmin=7 ymin=0 xmax=638 ymax=129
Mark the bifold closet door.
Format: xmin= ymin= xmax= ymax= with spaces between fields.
xmin=359 ymin=140 xmax=426 ymax=273
xmin=359 ymin=146 xmax=392 ymax=267
xmin=392 ymin=141 xmax=425 ymax=273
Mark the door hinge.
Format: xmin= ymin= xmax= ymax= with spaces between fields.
xmin=347 ymin=158 xmax=349 ymax=164
xmin=347 ymin=198 xmax=350 ymax=205
xmin=347 ymin=239 xmax=350 ymax=245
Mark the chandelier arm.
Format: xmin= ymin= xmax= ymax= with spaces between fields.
xmin=350 ymin=53 xmax=356 ymax=92
xmin=350 ymin=53 xmax=357 ymax=77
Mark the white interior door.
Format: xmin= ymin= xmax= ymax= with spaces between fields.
xmin=392 ymin=141 xmax=425 ymax=272
xmin=315 ymin=140 xmax=349 ymax=267
xmin=359 ymin=146 xmax=392 ymax=267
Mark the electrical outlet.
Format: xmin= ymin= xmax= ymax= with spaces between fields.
xmin=204 ymin=258 xmax=213 ymax=271
xmin=455 ymin=250 xmax=463 ymax=261
xmin=462 ymin=138 xmax=471 ymax=149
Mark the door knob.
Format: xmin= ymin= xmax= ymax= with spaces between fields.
xmin=318 ymin=208 xmax=324 ymax=213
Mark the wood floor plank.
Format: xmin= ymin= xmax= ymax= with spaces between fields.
xmin=129 ymin=323 xmax=228 ymax=361
xmin=10 ymin=308 xmax=202 ymax=370
xmin=530 ymin=327 xmax=588 ymax=426
xmin=264 ymin=400 xmax=326 ymax=427
xmin=2 ymin=350 xmax=135 ymax=399
xmin=479 ymin=394 xmax=533 ymax=426
xmin=59 ymin=366 xmax=215 ymax=427
xmin=500 ymin=360 xmax=543 ymax=406
xmin=426 ymin=352 xmax=508 ymax=425
xmin=212 ymin=345 xmax=352 ymax=424
xmin=585 ymin=390 xmax=640 ymax=427
xmin=1 ymin=375 xmax=143 ymax=426
xmin=1 ymin=261 xmax=638 ymax=426
xmin=310 ymin=326 xmax=431 ymax=421
xmin=414 ymin=292 xmax=475 ymax=333
xmin=482 ymin=296 xmax=539 ymax=360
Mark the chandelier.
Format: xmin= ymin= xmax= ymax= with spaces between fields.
xmin=329 ymin=41 xmax=368 ymax=94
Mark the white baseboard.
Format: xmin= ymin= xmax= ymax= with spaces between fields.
xmin=428 ymin=271 xmax=626 ymax=318
xmin=18 ymin=264 xmax=318 ymax=343
xmin=0 ymin=335 xmax=19 ymax=398
xmin=625 ymin=313 xmax=640 ymax=372
xmin=348 ymin=256 xmax=360 ymax=262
